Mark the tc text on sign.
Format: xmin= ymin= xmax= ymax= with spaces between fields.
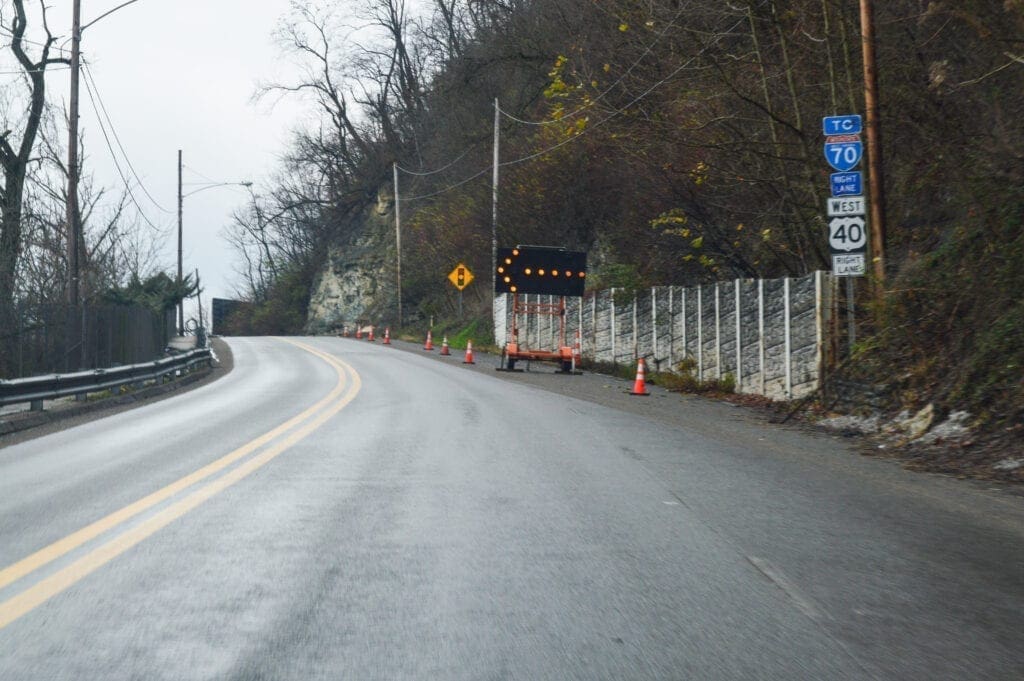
xmin=822 ymin=114 xmax=862 ymax=136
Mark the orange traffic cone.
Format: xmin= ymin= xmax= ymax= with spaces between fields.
xmin=368 ymin=326 xmax=375 ymax=342
xmin=355 ymin=326 xmax=362 ymax=340
xmin=440 ymin=335 xmax=451 ymax=356
xmin=463 ymin=340 xmax=475 ymax=364
xmin=382 ymin=327 xmax=391 ymax=345
xmin=424 ymin=330 xmax=434 ymax=351
xmin=629 ymin=357 xmax=650 ymax=396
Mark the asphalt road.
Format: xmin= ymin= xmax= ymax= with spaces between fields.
xmin=0 ymin=336 xmax=1021 ymax=680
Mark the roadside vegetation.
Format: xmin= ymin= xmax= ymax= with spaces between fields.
xmin=0 ymin=1 xmax=192 ymax=377
xmin=2 ymin=1 xmax=1020 ymax=458
xmin=223 ymin=0 xmax=1021 ymax=434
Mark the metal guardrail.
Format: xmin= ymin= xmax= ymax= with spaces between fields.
xmin=0 ymin=348 xmax=213 ymax=409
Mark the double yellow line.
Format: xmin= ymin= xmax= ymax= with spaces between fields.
xmin=0 ymin=339 xmax=359 ymax=630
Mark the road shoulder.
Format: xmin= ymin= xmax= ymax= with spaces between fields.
xmin=0 ymin=337 xmax=234 ymax=449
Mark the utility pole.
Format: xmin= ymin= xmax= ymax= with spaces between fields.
xmin=194 ymin=267 xmax=203 ymax=332
xmin=860 ymin=0 xmax=886 ymax=288
xmin=65 ymin=0 xmax=146 ymax=307
xmin=177 ymin=149 xmax=184 ymax=335
xmin=393 ymin=162 xmax=402 ymax=327
xmin=491 ymin=98 xmax=500 ymax=322
xmin=65 ymin=0 xmax=82 ymax=306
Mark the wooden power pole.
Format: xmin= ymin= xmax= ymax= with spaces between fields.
xmin=393 ymin=162 xmax=402 ymax=328
xmin=860 ymin=0 xmax=887 ymax=288
xmin=66 ymin=0 xmax=82 ymax=306
xmin=177 ymin=149 xmax=184 ymax=335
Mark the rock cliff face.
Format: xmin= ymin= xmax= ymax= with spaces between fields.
xmin=305 ymin=189 xmax=396 ymax=333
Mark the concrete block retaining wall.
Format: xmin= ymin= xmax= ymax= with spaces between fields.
xmin=494 ymin=272 xmax=832 ymax=401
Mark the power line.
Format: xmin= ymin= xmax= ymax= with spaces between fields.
xmin=498 ymin=0 xmax=690 ymax=127
xmin=403 ymin=165 xmax=492 ymax=202
xmin=397 ymin=4 xmax=691 ymax=192
xmin=80 ymin=65 xmax=166 ymax=233
xmin=403 ymin=8 xmax=752 ymax=202
xmin=82 ymin=61 xmax=173 ymax=214
xmin=0 ymin=65 xmax=70 ymax=74
xmin=182 ymin=163 xmax=224 ymax=186
xmin=498 ymin=13 xmax=750 ymax=169
xmin=395 ymin=143 xmax=479 ymax=176
xmin=0 ymin=26 xmax=70 ymax=52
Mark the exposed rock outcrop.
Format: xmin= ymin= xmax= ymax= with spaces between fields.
xmin=305 ymin=190 xmax=397 ymax=333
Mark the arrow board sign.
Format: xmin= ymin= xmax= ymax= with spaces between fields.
xmin=827 ymin=196 xmax=866 ymax=217
xmin=829 ymin=216 xmax=868 ymax=253
xmin=824 ymin=140 xmax=863 ymax=172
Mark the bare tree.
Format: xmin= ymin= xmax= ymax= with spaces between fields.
xmin=0 ymin=0 xmax=67 ymax=319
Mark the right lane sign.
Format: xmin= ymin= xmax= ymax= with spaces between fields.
xmin=832 ymin=254 xmax=866 ymax=276
xmin=830 ymin=172 xmax=862 ymax=197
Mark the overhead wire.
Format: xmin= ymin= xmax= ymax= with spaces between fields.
xmin=399 ymin=4 xmax=690 ymax=196
xmin=182 ymin=163 xmax=223 ymax=185
xmin=0 ymin=26 xmax=70 ymax=53
xmin=82 ymin=61 xmax=174 ymax=214
xmin=396 ymin=143 xmax=479 ymax=176
xmin=0 ymin=65 xmax=70 ymax=74
xmin=80 ymin=63 xmax=166 ymax=233
xmin=497 ymin=0 xmax=691 ymax=127
xmin=498 ymin=12 xmax=750 ymax=169
xmin=402 ymin=165 xmax=493 ymax=202
xmin=402 ymin=6 xmax=753 ymax=202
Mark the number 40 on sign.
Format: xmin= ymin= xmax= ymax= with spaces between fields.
xmin=829 ymin=216 xmax=867 ymax=253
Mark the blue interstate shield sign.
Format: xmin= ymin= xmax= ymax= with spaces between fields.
xmin=830 ymin=172 xmax=863 ymax=197
xmin=824 ymin=141 xmax=863 ymax=172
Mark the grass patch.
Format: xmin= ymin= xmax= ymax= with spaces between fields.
xmin=586 ymin=356 xmax=736 ymax=394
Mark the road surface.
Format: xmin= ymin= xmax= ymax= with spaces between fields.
xmin=1 ymin=336 xmax=1021 ymax=679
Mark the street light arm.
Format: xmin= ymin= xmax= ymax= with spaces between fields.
xmin=182 ymin=181 xmax=252 ymax=199
xmin=82 ymin=0 xmax=145 ymax=32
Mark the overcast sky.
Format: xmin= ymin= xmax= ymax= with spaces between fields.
xmin=5 ymin=0 xmax=318 ymax=312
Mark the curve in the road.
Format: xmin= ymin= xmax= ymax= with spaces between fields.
xmin=0 ymin=339 xmax=360 ymax=630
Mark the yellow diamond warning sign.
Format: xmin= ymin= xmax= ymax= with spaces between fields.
xmin=448 ymin=263 xmax=473 ymax=291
